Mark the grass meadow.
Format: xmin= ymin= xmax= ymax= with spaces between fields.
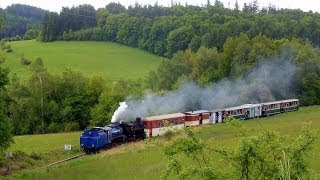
xmin=3 ymin=40 xmax=162 ymax=82
xmin=5 ymin=106 xmax=320 ymax=179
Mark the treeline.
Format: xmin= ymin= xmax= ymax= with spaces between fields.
xmin=0 ymin=4 xmax=46 ymax=39
xmin=41 ymin=1 xmax=320 ymax=57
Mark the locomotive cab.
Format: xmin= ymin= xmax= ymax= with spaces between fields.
xmin=80 ymin=127 xmax=112 ymax=153
xmin=107 ymin=124 xmax=125 ymax=143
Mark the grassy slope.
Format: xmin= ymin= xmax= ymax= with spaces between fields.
xmin=3 ymin=40 xmax=162 ymax=82
xmin=7 ymin=106 xmax=320 ymax=179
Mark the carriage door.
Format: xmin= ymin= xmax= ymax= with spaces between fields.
xmin=215 ymin=112 xmax=219 ymax=123
xmin=251 ymin=108 xmax=254 ymax=118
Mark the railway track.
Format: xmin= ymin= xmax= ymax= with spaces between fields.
xmin=39 ymin=153 xmax=85 ymax=169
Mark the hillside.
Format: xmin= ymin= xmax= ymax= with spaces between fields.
xmin=4 ymin=40 xmax=162 ymax=82
xmin=7 ymin=106 xmax=320 ymax=179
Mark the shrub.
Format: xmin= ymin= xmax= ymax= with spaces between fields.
xmin=19 ymin=54 xmax=31 ymax=65
xmin=64 ymin=122 xmax=80 ymax=132
xmin=163 ymin=120 xmax=319 ymax=179
xmin=29 ymin=152 xmax=41 ymax=160
xmin=0 ymin=155 xmax=7 ymax=168
xmin=47 ymin=122 xmax=62 ymax=133
xmin=163 ymin=129 xmax=175 ymax=140
xmin=4 ymin=47 xmax=12 ymax=53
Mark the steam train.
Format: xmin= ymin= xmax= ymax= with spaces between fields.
xmin=80 ymin=99 xmax=299 ymax=153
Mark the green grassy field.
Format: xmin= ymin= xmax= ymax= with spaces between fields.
xmin=3 ymin=40 xmax=162 ymax=82
xmin=5 ymin=106 xmax=320 ymax=179
xmin=8 ymin=132 xmax=81 ymax=154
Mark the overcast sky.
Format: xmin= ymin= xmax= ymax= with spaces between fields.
xmin=0 ymin=0 xmax=319 ymax=13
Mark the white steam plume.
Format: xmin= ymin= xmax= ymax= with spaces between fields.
xmin=112 ymin=54 xmax=296 ymax=122
xmin=111 ymin=102 xmax=128 ymax=123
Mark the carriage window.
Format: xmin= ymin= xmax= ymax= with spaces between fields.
xmin=152 ymin=122 xmax=157 ymax=128
xmin=147 ymin=122 xmax=151 ymax=128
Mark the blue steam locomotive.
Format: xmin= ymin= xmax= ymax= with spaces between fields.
xmin=80 ymin=118 xmax=145 ymax=153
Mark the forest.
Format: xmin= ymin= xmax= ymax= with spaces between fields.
xmin=40 ymin=1 xmax=320 ymax=57
xmin=0 ymin=4 xmax=46 ymax=39
xmin=0 ymin=1 xmax=319 ymax=137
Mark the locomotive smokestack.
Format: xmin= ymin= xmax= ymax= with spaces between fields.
xmin=136 ymin=117 xmax=141 ymax=123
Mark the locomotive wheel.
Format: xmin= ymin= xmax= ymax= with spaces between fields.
xmin=84 ymin=148 xmax=91 ymax=154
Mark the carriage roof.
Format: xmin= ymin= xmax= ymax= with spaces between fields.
xmin=143 ymin=113 xmax=185 ymax=121
xmin=262 ymin=99 xmax=299 ymax=105
xmin=184 ymin=110 xmax=210 ymax=115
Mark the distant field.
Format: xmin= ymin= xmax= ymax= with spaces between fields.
xmin=3 ymin=40 xmax=162 ymax=82
xmin=8 ymin=106 xmax=320 ymax=179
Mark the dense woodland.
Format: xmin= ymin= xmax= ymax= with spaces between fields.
xmin=41 ymin=1 xmax=320 ymax=57
xmin=0 ymin=1 xmax=319 ymax=136
xmin=0 ymin=4 xmax=46 ymax=39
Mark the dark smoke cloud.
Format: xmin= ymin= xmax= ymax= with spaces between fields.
xmin=113 ymin=54 xmax=296 ymax=122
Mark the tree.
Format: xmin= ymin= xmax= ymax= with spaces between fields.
xmin=0 ymin=98 xmax=12 ymax=153
xmin=252 ymin=0 xmax=259 ymax=13
xmin=23 ymin=29 xmax=40 ymax=40
xmin=243 ymin=3 xmax=250 ymax=13
xmin=167 ymin=26 xmax=195 ymax=57
xmin=40 ymin=12 xmax=58 ymax=42
xmin=90 ymin=91 xmax=122 ymax=126
xmin=86 ymin=76 xmax=106 ymax=105
xmin=0 ymin=18 xmax=13 ymax=150
xmin=0 ymin=4 xmax=45 ymax=40
xmin=96 ymin=8 xmax=109 ymax=28
xmin=235 ymin=0 xmax=239 ymax=11
xmin=214 ymin=0 xmax=224 ymax=8
xmin=206 ymin=0 xmax=211 ymax=7
xmin=106 ymin=2 xmax=126 ymax=14
xmin=188 ymin=35 xmax=201 ymax=52
xmin=28 ymin=58 xmax=51 ymax=133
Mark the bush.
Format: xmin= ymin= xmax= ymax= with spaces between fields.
xmin=29 ymin=152 xmax=41 ymax=160
xmin=0 ymin=41 xmax=12 ymax=53
xmin=163 ymin=129 xmax=175 ymax=140
xmin=4 ymin=47 xmax=12 ymax=53
xmin=19 ymin=54 xmax=31 ymax=65
xmin=47 ymin=122 xmax=62 ymax=133
xmin=163 ymin=120 xmax=319 ymax=179
xmin=0 ymin=155 xmax=7 ymax=168
xmin=64 ymin=122 xmax=80 ymax=132
xmin=20 ymin=58 xmax=31 ymax=65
